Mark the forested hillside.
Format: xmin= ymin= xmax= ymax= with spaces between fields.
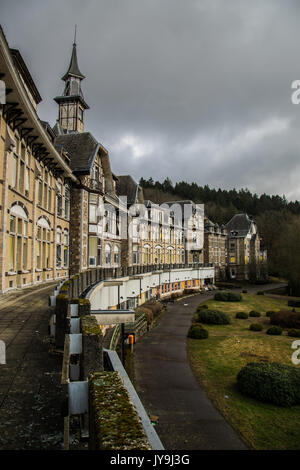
xmin=140 ymin=177 xmax=300 ymax=294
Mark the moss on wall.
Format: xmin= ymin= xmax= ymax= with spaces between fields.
xmin=81 ymin=315 xmax=102 ymax=336
xmin=89 ymin=371 xmax=151 ymax=450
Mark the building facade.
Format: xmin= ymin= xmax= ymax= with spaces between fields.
xmin=204 ymin=218 xmax=227 ymax=281
xmin=0 ymin=27 xmax=267 ymax=294
xmin=226 ymin=213 xmax=266 ymax=281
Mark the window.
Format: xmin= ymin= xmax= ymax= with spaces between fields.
xmin=9 ymin=204 xmax=29 ymax=273
xmin=89 ymin=236 xmax=97 ymax=266
xmin=132 ymin=246 xmax=139 ymax=265
xmin=37 ymin=217 xmax=51 ymax=269
xmin=96 ymin=239 xmax=101 ymax=266
xmin=57 ymin=194 xmax=62 ymax=217
xmin=114 ymin=246 xmax=120 ymax=267
xmin=105 ymin=244 xmax=111 ymax=267
xmin=11 ymin=154 xmax=17 ymax=188
xmin=56 ymin=226 xmax=62 ymax=268
xmin=78 ymin=107 xmax=83 ymax=121
xmin=89 ymin=204 xmax=97 ymax=223
xmin=63 ymin=230 xmax=69 ymax=267
xmin=64 ymin=186 xmax=70 ymax=219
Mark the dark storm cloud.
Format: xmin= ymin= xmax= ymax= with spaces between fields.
xmin=1 ymin=0 xmax=300 ymax=199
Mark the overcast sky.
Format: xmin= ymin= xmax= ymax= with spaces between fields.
xmin=2 ymin=0 xmax=300 ymax=200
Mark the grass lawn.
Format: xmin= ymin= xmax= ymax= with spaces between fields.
xmin=187 ymin=292 xmax=300 ymax=450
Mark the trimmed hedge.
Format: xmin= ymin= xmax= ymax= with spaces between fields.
xmin=266 ymin=310 xmax=276 ymax=317
xmin=250 ymin=323 xmax=263 ymax=331
xmin=214 ymin=292 xmax=242 ymax=302
xmin=236 ymin=312 xmax=248 ymax=319
xmin=288 ymin=300 xmax=300 ymax=308
xmin=249 ymin=310 xmax=261 ymax=317
xmin=197 ymin=309 xmax=230 ymax=325
xmin=288 ymin=329 xmax=300 ymax=338
xmin=187 ymin=324 xmax=209 ymax=339
xmin=270 ymin=311 xmax=300 ymax=329
xmin=266 ymin=326 xmax=283 ymax=335
xmin=237 ymin=362 xmax=300 ymax=407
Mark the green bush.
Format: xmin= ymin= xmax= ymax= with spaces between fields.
xmin=242 ymin=289 xmax=248 ymax=294
xmin=257 ymin=291 xmax=265 ymax=295
xmin=288 ymin=300 xmax=300 ymax=308
xmin=249 ymin=310 xmax=261 ymax=317
xmin=237 ymin=362 xmax=300 ymax=406
xmin=266 ymin=311 xmax=276 ymax=317
xmin=270 ymin=311 xmax=300 ymax=329
xmin=235 ymin=312 xmax=248 ymax=319
xmin=197 ymin=309 xmax=230 ymax=325
xmin=214 ymin=291 xmax=242 ymax=302
xmin=249 ymin=323 xmax=263 ymax=331
xmin=288 ymin=329 xmax=300 ymax=338
xmin=266 ymin=326 xmax=283 ymax=335
xmin=187 ymin=324 xmax=209 ymax=339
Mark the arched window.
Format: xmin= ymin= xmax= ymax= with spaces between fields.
xmin=37 ymin=217 xmax=51 ymax=269
xmin=166 ymin=246 xmax=174 ymax=264
xmin=155 ymin=245 xmax=162 ymax=264
xmin=105 ymin=244 xmax=112 ymax=267
xmin=114 ymin=245 xmax=120 ymax=267
xmin=63 ymin=229 xmax=69 ymax=268
xmin=9 ymin=203 xmax=29 ymax=272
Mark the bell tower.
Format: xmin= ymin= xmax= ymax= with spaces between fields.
xmin=54 ymin=27 xmax=89 ymax=133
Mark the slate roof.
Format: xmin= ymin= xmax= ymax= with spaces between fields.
xmin=226 ymin=213 xmax=254 ymax=237
xmin=54 ymin=132 xmax=99 ymax=173
xmin=10 ymin=48 xmax=42 ymax=104
xmin=116 ymin=175 xmax=139 ymax=205
xmin=62 ymin=43 xmax=85 ymax=81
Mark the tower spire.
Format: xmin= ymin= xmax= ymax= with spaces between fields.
xmin=54 ymin=28 xmax=89 ymax=134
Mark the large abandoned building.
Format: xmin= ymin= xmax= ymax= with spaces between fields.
xmin=0 ymin=26 xmax=266 ymax=294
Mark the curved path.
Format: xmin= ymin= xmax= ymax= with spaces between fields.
xmin=133 ymin=292 xmax=247 ymax=450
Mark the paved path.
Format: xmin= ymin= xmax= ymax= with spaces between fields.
xmin=133 ymin=292 xmax=247 ymax=450
xmin=0 ymin=282 xmax=66 ymax=450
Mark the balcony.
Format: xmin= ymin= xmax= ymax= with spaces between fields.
xmin=90 ymin=179 xmax=103 ymax=192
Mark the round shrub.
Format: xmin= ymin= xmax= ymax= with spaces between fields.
xmin=249 ymin=323 xmax=263 ymax=331
xmin=266 ymin=326 xmax=283 ymax=335
xmin=288 ymin=329 xmax=300 ymax=338
xmin=237 ymin=362 xmax=300 ymax=406
xmin=197 ymin=309 xmax=230 ymax=325
xmin=242 ymin=289 xmax=248 ymax=294
xmin=236 ymin=312 xmax=248 ymax=319
xmin=270 ymin=311 xmax=300 ymax=329
xmin=288 ymin=300 xmax=300 ymax=308
xmin=257 ymin=291 xmax=265 ymax=296
xmin=214 ymin=292 xmax=242 ymax=302
xmin=187 ymin=324 xmax=209 ymax=339
xmin=249 ymin=310 xmax=261 ymax=317
xmin=266 ymin=311 xmax=276 ymax=317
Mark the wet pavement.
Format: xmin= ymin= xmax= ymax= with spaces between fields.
xmin=0 ymin=282 xmax=66 ymax=450
xmin=133 ymin=292 xmax=247 ymax=450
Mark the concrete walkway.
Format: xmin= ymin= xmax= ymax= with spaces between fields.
xmin=0 ymin=282 xmax=66 ymax=450
xmin=133 ymin=292 xmax=247 ymax=450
